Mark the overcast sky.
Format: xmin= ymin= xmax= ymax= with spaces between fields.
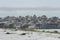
xmin=0 ymin=0 xmax=60 ymax=17
xmin=0 ymin=0 xmax=60 ymax=8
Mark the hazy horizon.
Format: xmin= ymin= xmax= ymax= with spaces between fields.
xmin=0 ymin=9 xmax=60 ymax=18
xmin=0 ymin=0 xmax=60 ymax=17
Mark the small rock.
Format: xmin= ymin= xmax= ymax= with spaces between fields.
xmin=28 ymin=36 xmax=31 ymax=37
xmin=58 ymin=37 xmax=60 ymax=38
xmin=6 ymin=32 xmax=12 ymax=34
xmin=20 ymin=33 xmax=27 ymax=35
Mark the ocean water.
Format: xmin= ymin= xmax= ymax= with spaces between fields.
xmin=0 ymin=10 xmax=60 ymax=17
